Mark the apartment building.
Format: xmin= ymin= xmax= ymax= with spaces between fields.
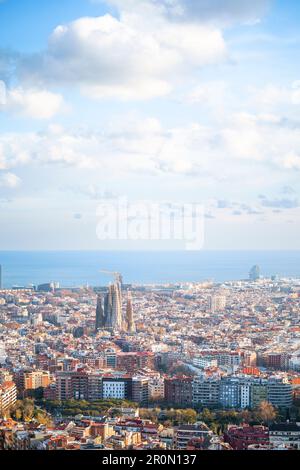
xmin=251 ymin=380 xmax=268 ymax=408
xmin=224 ymin=425 xmax=269 ymax=450
xmin=174 ymin=423 xmax=212 ymax=449
xmin=55 ymin=372 xmax=102 ymax=401
xmin=165 ymin=377 xmax=193 ymax=407
xmin=192 ymin=355 xmax=218 ymax=369
xmin=219 ymin=378 xmax=240 ymax=408
xmin=101 ymin=377 xmax=132 ymax=400
xmin=267 ymin=377 xmax=293 ymax=408
xmin=132 ymin=376 xmax=149 ymax=405
xmin=148 ymin=377 xmax=165 ymax=401
xmin=269 ymin=423 xmax=300 ymax=450
xmin=192 ymin=377 xmax=220 ymax=408
xmin=24 ymin=370 xmax=51 ymax=390
xmin=0 ymin=382 xmax=17 ymax=417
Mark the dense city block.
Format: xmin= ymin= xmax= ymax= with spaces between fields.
xmin=0 ymin=274 xmax=300 ymax=450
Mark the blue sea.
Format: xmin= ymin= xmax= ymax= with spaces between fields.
xmin=0 ymin=251 xmax=299 ymax=288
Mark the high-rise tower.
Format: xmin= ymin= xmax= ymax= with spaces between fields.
xmin=104 ymin=282 xmax=123 ymax=331
xmin=95 ymin=294 xmax=105 ymax=331
xmin=111 ymin=281 xmax=122 ymax=330
xmin=125 ymin=290 xmax=136 ymax=333
xmin=249 ymin=265 xmax=260 ymax=281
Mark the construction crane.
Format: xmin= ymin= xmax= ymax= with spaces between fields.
xmin=100 ymin=270 xmax=123 ymax=285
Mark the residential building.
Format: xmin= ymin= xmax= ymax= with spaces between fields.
xmin=174 ymin=423 xmax=212 ymax=449
xmin=269 ymin=423 xmax=300 ymax=450
xmin=165 ymin=377 xmax=193 ymax=407
xmin=192 ymin=377 xmax=220 ymax=408
xmin=224 ymin=425 xmax=269 ymax=450
xmin=267 ymin=377 xmax=293 ymax=408
xmin=0 ymin=382 xmax=17 ymax=417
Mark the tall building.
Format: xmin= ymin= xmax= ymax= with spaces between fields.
xmin=116 ymin=273 xmax=123 ymax=287
xmin=250 ymin=380 xmax=268 ymax=409
xmin=23 ymin=371 xmax=51 ymax=391
xmin=125 ymin=290 xmax=136 ymax=333
xmin=249 ymin=265 xmax=260 ymax=281
xmin=95 ymin=294 xmax=105 ymax=331
xmin=240 ymin=383 xmax=251 ymax=409
xmin=267 ymin=377 xmax=293 ymax=408
xmin=101 ymin=376 xmax=132 ymax=400
xmin=104 ymin=282 xmax=123 ymax=331
xmin=149 ymin=377 xmax=165 ymax=401
xmin=132 ymin=376 xmax=149 ymax=405
xmin=192 ymin=377 xmax=220 ymax=408
xmin=0 ymin=381 xmax=17 ymax=417
xmin=165 ymin=377 xmax=193 ymax=407
xmin=265 ymin=353 xmax=289 ymax=370
xmin=55 ymin=371 xmax=102 ymax=401
xmin=219 ymin=377 xmax=240 ymax=408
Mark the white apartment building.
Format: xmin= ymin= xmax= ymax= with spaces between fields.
xmin=102 ymin=380 xmax=126 ymax=400
xmin=240 ymin=384 xmax=251 ymax=409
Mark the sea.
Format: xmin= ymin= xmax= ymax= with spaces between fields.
xmin=0 ymin=250 xmax=299 ymax=289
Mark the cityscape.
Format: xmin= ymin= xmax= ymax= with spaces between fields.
xmin=0 ymin=264 xmax=300 ymax=451
xmin=1 ymin=0 xmax=300 ymax=461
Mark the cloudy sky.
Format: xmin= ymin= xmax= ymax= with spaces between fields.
xmin=0 ymin=0 xmax=300 ymax=250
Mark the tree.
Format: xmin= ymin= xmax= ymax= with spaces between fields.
xmin=19 ymin=398 xmax=35 ymax=422
xmin=34 ymin=411 xmax=52 ymax=426
xmin=89 ymin=410 xmax=100 ymax=417
xmin=181 ymin=409 xmax=197 ymax=424
xmin=240 ymin=410 xmax=251 ymax=423
xmin=14 ymin=408 xmax=23 ymax=421
xmin=255 ymin=401 xmax=277 ymax=424
xmin=201 ymin=408 xmax=214 ymax=424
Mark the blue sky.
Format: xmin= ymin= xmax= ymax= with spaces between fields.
xmin=0 ymin=0 xmax=300 ymax=250
xmin=0 ymin=0 xmax=107 ymax=51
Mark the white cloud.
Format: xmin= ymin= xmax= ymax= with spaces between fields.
xmin=20 ymin=12 xmax=226 ymax=100
xmin=1 ymin=87 xmax=66 ymax=119
xmin=187 ymin=81 xmax=226 ymax=102
xmin=13 ymin=1 xmax=271 ymax=102
xmin=0 ymin=172 xmax=21 ymax=188
xmin=185 ymin=81 xmax=229 ymax=115
xmin=107 ymin=0 xmax=271 ymax=26
xmin=0 ymin=110 xmax=300 ymax=181
xmin=282 ymin=152 xmax=300 ymax=171
xmin=249 ymin=82 xmax=300 ymax=108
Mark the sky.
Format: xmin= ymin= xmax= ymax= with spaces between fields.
xmin=0 ymin=0 xmax=300 ymax=250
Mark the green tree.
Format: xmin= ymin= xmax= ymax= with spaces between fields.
xmin=201 ymin=408 xmax=214 ymax=424
xmin=181 ymin=409 xmax=197 ymax=424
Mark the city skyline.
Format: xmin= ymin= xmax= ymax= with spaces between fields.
xmin=0 ymin=0 xmax=300 ymax=250
xmin=1 ymin=273 xmax=300 ymax=452
xmin=1 ymin=2 xmax=300 ymax=458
